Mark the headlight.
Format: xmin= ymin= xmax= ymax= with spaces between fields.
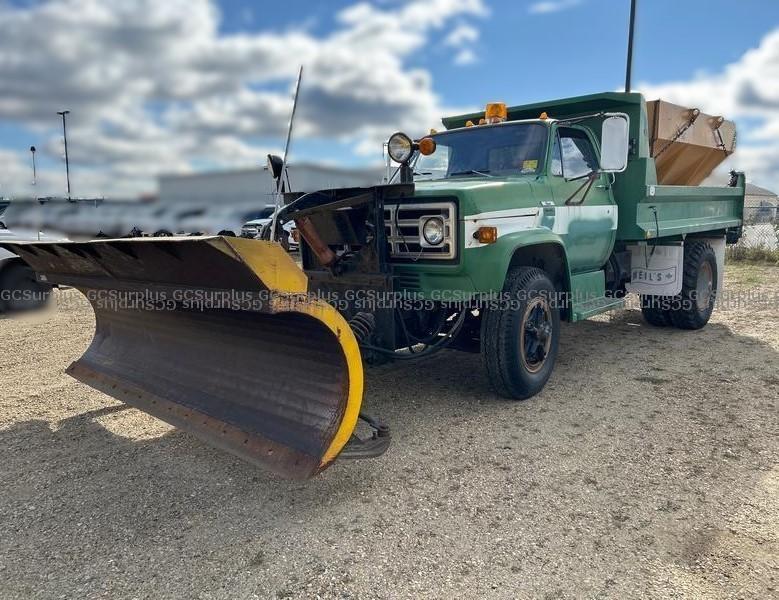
xmin=422 ymin=217 xmax=444 ymax=246
xmin=387 ymin=132 xmax=413 ymax=163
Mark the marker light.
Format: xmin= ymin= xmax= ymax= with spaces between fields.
xmin=418 ymin=137 xmax=436 ymax=156
xmin=387 ymin=132 xmax=414 ymax=163
xmin=485 ymin=102 xmax=507 ymax=124
xmin=539 ymin=112 xmax=549 ymax=120
xmin=474 ymin=226 xmax=498 ymax=244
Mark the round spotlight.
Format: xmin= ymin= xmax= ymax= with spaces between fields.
xmin=387 ymin=132 xmax=414 ymax=164
xmin=422 ymin=217 xmax=445 ymax=246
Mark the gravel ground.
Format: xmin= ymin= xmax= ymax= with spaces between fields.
xmin=0 ymin=263 xmax=777 ymax=600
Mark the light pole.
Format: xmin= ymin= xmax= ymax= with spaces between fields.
xmin=57 ymin=110 xmax=71 ymax=200
xmin=30 ymin=145 xmax=37 ymax=186
xmin=625 ymin=0 xmax=637 ymax=93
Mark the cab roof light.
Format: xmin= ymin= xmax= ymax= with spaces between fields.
xmin=485 ymin=102 xmax=507 ymax=124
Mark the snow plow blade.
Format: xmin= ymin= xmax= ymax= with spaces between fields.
xmin=1 ymin=236 xmax=364 ymax=479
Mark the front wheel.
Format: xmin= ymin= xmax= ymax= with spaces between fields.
xmin=481 ymin=267 xmax=560 ymax=400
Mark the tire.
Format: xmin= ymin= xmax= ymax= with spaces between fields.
xmin=0 ymin=263 xmax=52 ymax=312
xmin=153 ymin=229 xmax=173 ymax=237
xmin=217 ymin=229 xmax=236 ymax=237
xmin=640 ymin=295 xmax=673 ymax=326
xmin=669 ymin=241 xmax=717 ymax=330
xmin=481 ymin=267 xmax=561 ymax=400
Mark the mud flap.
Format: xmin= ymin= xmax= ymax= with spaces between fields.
xmin=1 ymin=236 xmax=364 ymax=479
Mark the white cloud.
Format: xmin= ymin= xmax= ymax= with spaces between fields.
xmin=445 ymin=23 xmax=479 ymax=46
xmin=528 ymin=0 xmax=583 ymax=15
xmin=0 ymin=0 xmax=487 ymax=197
xmin=453 ymin=48 xmax=478 ymax=66
xmin=444 ymin=23 xmax=480 ymax=66
xmin=637 ymin=28 xmax=779 ymax=192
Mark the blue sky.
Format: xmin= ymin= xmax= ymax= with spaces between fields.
xmin=1 ymin=0 xmax=778 ymax=196
xmin=212 ymin=0 xmax=779 ymax=115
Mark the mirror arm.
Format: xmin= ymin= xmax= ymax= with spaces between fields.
xmin=565 ymin=170 xmax=599 ymax=206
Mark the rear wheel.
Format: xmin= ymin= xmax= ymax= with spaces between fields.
xmin=669 ymin=241 xmax=718 ymax=330
xmin=482 ymin=267 xmax=560 ymax=400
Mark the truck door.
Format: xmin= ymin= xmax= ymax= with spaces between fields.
xmin=548 ymin=126 xmax=617 ymax=273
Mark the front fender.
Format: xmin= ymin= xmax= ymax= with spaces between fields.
xmin=464 ymin=228 xmax=570 ymax=293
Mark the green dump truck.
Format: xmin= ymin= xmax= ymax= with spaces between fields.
xmin=2 ymin=91 xmax=745 ymax=478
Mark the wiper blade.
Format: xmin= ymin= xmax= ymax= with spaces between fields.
xmin=449 ymin=170 xmax=493 ymax=178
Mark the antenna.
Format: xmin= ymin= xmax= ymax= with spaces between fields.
xmin=624 ymin=0 xmax=637 ymax=93
xmin=270 ymin=65 xmax=303 ymax=241
xmin=57 ymin=110 xmax=71 ymax=200
xmin=278 ymin=65 xmax=303 ymax=196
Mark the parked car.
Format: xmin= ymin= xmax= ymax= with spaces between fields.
xmin=240 ymin=206 xmax=298 ymax=251
xmin=178 ymin=204 xmax=279 ymax=236
xmin=0 ymin=223 xmax=67 ymax=311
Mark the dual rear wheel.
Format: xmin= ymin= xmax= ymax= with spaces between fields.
xmin=640 ymin=241 xmax=718 ymax=330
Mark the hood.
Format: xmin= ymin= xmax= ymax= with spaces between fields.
xmin=414 ymin=177 xmax=539 ymax=217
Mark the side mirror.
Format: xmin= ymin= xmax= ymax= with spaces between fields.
xmin=266 ymin=154 xmax=284 ymax=180
xmin=600 ymin=114 xmax=630 ymax=173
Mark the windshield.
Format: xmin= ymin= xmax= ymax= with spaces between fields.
xmin=415 ymin=122 xmax=548 ymax=180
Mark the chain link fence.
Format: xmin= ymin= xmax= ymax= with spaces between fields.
xmin=727 ymin=197 xmax=779 ymax=262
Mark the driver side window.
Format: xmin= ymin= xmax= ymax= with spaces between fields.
xmin=551 ymin=127 xmax=599 ymax=178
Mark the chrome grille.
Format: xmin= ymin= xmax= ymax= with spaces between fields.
xmin=384 ymin=201 xmax=457 ymax=260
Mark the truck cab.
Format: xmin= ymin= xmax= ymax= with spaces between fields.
xmin=385 ymin=112 xmax=623 ymax=312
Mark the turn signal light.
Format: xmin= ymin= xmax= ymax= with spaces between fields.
xmin=418 ymin=136 xmax=436 ymax=156
xmin=474 ymin=226 xmax=498 ymax=244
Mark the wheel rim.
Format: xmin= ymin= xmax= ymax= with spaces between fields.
xmin=520 ymin=297 xmax=553 ymax=374
xmin=695 ymin=261 xmax=714 ymax=311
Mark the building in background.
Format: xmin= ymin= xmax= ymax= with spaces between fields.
xmin=158 ymin=164 xmax=383 ymax=206
xmin=5 ymin=163 xmax=383 ymax=237
xmin=745 ymin=183 xmax=778 ymax=222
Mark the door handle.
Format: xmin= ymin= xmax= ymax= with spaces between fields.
xmin=595 ymin=184 xmax=610 ymax=189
